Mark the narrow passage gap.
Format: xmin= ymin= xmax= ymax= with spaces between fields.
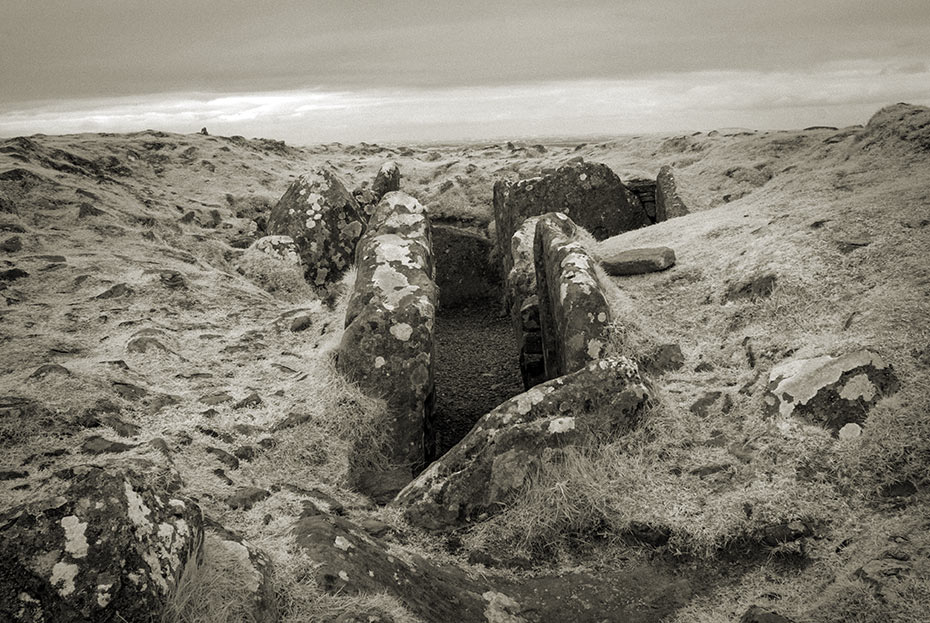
xmin=431 ymin=304 xmax=525 ymax=458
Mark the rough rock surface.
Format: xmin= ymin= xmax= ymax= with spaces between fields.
xmin=599 ymin=246 xmax=676 ymax=276
xmin=655 ymin=165 xmax=689 ymax=220
xmin=293 ymin=509 xmax=504 ymax=623
xmin=266 ymin=167 xmax=364 ymax=286
xmin=505 ymin=215 xmax=573 ymax=388
xmin=625 ymin=178 xmax=658 ymax=222
xmin=493 ymin=159 xmax=649 ymax=281
xmin=763 ymin=350 xmax=899 ymax=430
xmin=248 ymin=235 xmax=302 ymax=266
xmin=0 ymin=463 xmax=203 ymax=622
xmin=535 ymin=213 xmax=613 ymax=379
xmin=337 ymin=191 xmax=438 ymax=501
xmin=432 ymin=224 xmax=500 ymax=308
xmin=371 ymin=161 xmax=401 ymax=202
xmin=395 ymin=358 xmax=650 ymax=530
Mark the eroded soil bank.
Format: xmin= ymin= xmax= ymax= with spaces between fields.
xmin=430 ymin=304 xmax=524 ymax=458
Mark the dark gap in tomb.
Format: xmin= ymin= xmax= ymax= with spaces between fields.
xmin=428 ymin=224 xmax=525 ymax=460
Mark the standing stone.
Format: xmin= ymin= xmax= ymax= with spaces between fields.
xmin=655 ymin=165 xmax=689 ymax=221
xmin=337 ymin=192 xmax=438 ymax=502
xmin=371 ymin=161 xmax=401 ymax=202
xmin=267 ymin=167 xmax=364 ymax=287
xmin=395 ymin=358 xmax=650 ymax=530
xmin=763 ymin=350 xmax=899 ymax=430
xmin=493 ymin=159 xmax=650 ymax=283
xmin=534 ymin=213 xmax=613 ymax=379
xmin=505 ymin=215 xmax=573 ymax=388
xmin=0 ymin=463 xmax=203 ymax=622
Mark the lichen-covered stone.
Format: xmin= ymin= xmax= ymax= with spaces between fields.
xmin=395 ymin=358 xmax=650 ymax=530
xmin=432 ymin=224 xmax=500 ymax=308
xmin=599 ymin=246 xmax=676 ymax=276
xmin=249 ymin=235 xmax=302 ymax=266
xmin=293 ymin=511 xmax=511 ymax=623
xmin=493 ymin=159 xmax=649 ymax=284
xmin=337 ymin=192 xmax=438 ymax=501
xmin=534 ymin=213 xmax=613 ymax=379
xmin=763 ymin=350 xmax=899 ymax=430
xmin=371 ymin=161 xmax=401 ymax=202
xmin=267 ymin=167 xmax=364 ymax=286
xmin=0 ymin=463 xmax=203 ymax=622
xmin=655 ymin=165 xmax=689 ymax=221
xmin=505 ymin=215 xmax=574 ymax=388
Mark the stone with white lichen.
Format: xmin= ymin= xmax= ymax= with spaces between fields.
xmin=0 ymin=463 xmax=203 ymax=622
xmin=763 ymin=349 xmax=899 ymax=431
xmin=534 ymin=213 xmax=613 ymax=379
xmin=336 ymin=191 xmax=438 ymax=502
xmin=267 ymin=167 xmax=364 ymax=287
xmin=394 ymin=357 xmax=651 ymax=530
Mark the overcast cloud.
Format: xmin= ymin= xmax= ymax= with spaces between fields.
xmin=1 ymin=1 xmax=929 ymax=142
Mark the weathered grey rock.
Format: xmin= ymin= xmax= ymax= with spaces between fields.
xmin=505 ymin=215 xmax=573 ymax=388
xmin=432 ymin=224 xmax=500 ymax=308
xmin=267 ymin=168 xmax=364 ymax=287
xmin=249 ymin=235 xmax=302 ymax=266
xmin=534 ymin=213 xmax=612 ymax=379
xmin=493 ymin=159 xmax=649 ymax=282
xmin=599 ymin=246 xmax=676 ymax=276
xmin=763 ymin=350 xmax=899 ymax=430
xmin=371 ymin=161 xmax=401 ymax=202
xmin=655 ymin=166 xmax=689 ymax=221
xmin=293 ymin=510 xmax=521 ymax=623
xmin=625 ymin=178 xmax=658 ymax=222
xmin=395 ymin=358 xmax=650 ymax=530
xmin=337 ymin=192 xmax=438 ymax=501
xmin=203 ymin=521 xmax=277 ymax=623
xmin=0 ymin=463 xmax=203 ymax=622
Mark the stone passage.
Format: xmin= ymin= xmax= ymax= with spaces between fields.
xmin=336 ymin=191 xmax=438 ymax=502
xmin=430 ymin=224 xmax=524 ymax=458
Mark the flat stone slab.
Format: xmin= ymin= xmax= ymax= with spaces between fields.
xmin=599 ymin=246 xmax=676 ymax=276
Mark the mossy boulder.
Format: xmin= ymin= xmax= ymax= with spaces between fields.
xmin=0 ymin=463 xmax=203 ymax=622
xmin=267 ymin=167 xmax=364 ymax=287
xmin=395 ymin=358 xmax=650 ymax=530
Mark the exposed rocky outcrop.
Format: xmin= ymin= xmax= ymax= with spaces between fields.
xmin=534 ymin=213 xmax=612 ymax=379
xmin=493 ymin=159 xmax=650 ymax=283
xmin=655 ymin=165 xmax=689 ymax=220
xmin=599 ymin=246 xmax=676 ymax=276
xmin=294 ymin=508 xmax=510 ymax=623
xmin=0 ymin=463 xmax=203 ymax=622
xmin=763 ymin=349 xmax=899 ymax=430
xmin=431 ymin=224 xmax=500 ymax=308
xmin=395 ymin=358 xmax=650 ymax=530
xmin=203 ymin=521 xmax=277 ymax=623
xmin=267 ymin=167 xmax=364 ymax=287
xmin=337 ymin=191 xmax=438 ymax=502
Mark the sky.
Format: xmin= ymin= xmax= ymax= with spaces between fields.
xmin=1 ymin=0 xmax=929 ymax=143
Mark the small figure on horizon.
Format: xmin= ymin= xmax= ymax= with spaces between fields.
xmin=199 ymin=127 xmax=209 ymax=135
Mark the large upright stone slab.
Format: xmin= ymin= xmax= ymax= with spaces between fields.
xmin=534 ymin=213 xmax=613 ymax=380
xmin=0 ymin=463 xmax=203 ymax=623
xmin=267 ymin=167 xmax=365 ymax=286
xmin=337 ymin=191 xmax=438 ymax=502
xmin=395 ymin=358 xmax=650 ymax=530
xmin=655 ymin=165 xmax=689 ymax=221
xmin=493 ymin=159 xmax=649 ymax=283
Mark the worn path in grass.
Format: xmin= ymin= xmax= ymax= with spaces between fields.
xmin=430 ymin=305 xmax=524 ymax=458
